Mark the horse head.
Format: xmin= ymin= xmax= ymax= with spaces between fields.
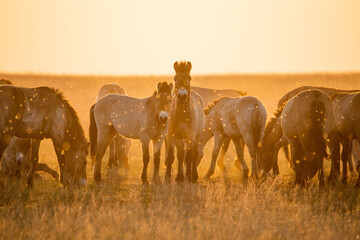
xmin=62 ymin=141 xmax=89 ymax=186
xmin=155 ymin=81 xmax=173 ymax=124
xmin=173 ymin=61 xmax=192 ymax=103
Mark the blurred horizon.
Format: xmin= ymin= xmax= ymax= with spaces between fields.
xmin=1 ymin=0 xmax=360 ymax=75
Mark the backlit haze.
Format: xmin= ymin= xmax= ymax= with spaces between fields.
xmin=1 ymin=0 xmax=360 ymax=75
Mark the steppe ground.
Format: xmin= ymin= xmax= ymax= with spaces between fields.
xmin=0 ymin=73 xmax=359 ymax=239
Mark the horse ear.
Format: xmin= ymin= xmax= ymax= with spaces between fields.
xmin=186 ymin=61 xmax=192 ymax=73
xmin=169 ymin=82 xmax=173 ymax=91
xmin=174 ymin=61 xmax=179 ymax=72
xmin=157 ymin=82 xmax=161 ymax=92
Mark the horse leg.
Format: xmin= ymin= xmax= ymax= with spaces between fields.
xmin=26 ymin=139 xmax=40 ymax=187
xmin=165 ymin=137 xmax=175 ymax=182
xmin=34 ymin=163 xmax=59 ymax=181
xmin=140 ymin=140 xmax=150 ymax=185
xmin=291 ymin=139 xmax=305 ymax=185
xmin=317 ymin=153 xmax=325 ymax=187
xmin=272 ymin=136 xmax=289 ymax=175
xmin=94 ymin=127 xmax=116 ymax=183
xmin=348 ymin=140 xmax=356 ymax=178
xmin=328 ymin=132 xmax=341 ymax=182
xmin=191 ymin=143 xmax=199 ymax=183
xmin=217 ymin=137 xmax=230 ymax=174
xmin=175 ymin=140 xmax=185 ymax=182
xmin=341 ymin=138 xmax=352 ymax=184
xmin=205 ymin=134 xmax=224 ymax=179
xmin=232 ymin=137 xmax=249 ymax=179
xmin=185 ymin=144 xmax=193 ymax=182
xmin=152 ymin=137 xmax=164 ymax=184
xmin=121 ymin=141 xmax=130 ymax=179
xmin=107 ymin=138 xmax=116 ymax=169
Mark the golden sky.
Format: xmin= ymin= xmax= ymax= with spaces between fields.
xmin=1 ymin=0 xmax=360 ymax=75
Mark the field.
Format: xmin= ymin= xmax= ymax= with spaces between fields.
xmin=0 ymin=73 xmax=360 ymax=239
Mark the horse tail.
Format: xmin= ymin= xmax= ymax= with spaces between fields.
xmin=310 ymin=97 xmax=326 ymax=155
xmin=89 ymin=104 xmax=97 ymax=159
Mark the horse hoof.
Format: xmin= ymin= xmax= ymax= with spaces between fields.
xmin=175 ymin=174 xmax=184 ymax=183
xmin=164 ymin=175 xmax=171 ymax=183
xmin=94 ymin=173 xmax=102 ymax=183
xmin=153 ymin=176 xmax=161 ymax=185
xmin=142 ymin=180 xmax=149 ymax=186
xmin=341 ymin=176 xmax=348 ymax=184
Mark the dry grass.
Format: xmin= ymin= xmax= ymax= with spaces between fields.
xmin=0 ymin=73 xmax=360 ymax=239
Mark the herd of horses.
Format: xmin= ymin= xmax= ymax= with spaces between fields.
xmin=1 ymin=62 xmax=360 ymax=188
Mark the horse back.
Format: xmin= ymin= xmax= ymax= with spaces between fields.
xmin=96 ymin=83 xmax=127 ymax=102
xmin=282 ymin=90 xmax=333 ymax=139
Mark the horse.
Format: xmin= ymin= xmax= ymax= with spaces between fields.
xmin=90 ymin=81 xmax=173 ymax=184
xmin=0 ymin=85 xmax=89 ymax=186
xmin=281 ymin=90 xmax=334 ymax=185
xmin=260 ymin=86 xmax=360 ymax=176
xmin=92 ymin=83 xmax=131 ymax=175
xmin=278 ymin=86 xmax=360 ymax=108
xmin=191 ymin=86 xmax=246 ymax=108
xmin=1 ymin=137 xmax=59 ymax=181
xmin=197 ymin=97 xmax=266 ymax=179
xmin=165 ymin=61 xmax=205 ymax=183
xmin=330 ymin=93 xmax=360 ymax=186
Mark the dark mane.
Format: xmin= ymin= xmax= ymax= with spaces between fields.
xmin=204 ymin=97 xmax=229 ymax=116
xmin=264 ymin=106 xmax=284 ymax=141
xmin=47 ymin=87 xmax=86 ymax=143
xmin=175 ymin=61 xmax=191 ymax=74
xmin=0 ymin=79 xmax=12 ymax=85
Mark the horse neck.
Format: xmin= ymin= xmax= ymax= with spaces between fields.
xmin=174 ymin=94 xmax=192 ymax=116
xmin=144 ymin=95 xmax=159 ymax=121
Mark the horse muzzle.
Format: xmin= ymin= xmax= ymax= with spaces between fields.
xmin=177 ymin=89 xmax=188 ymax=103
xmin=159 ymin=111 xmax=168 ymax=123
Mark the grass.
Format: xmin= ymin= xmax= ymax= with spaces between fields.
xmin=0 ymin=73 xmax=360 ymax=239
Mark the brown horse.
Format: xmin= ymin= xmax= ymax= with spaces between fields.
xmin=278 ymin=86 xmax=360 ymax=108
xmin=281 ymin=90 xmax=334 ymax=185
xmin=92 ymin=83 xmax=131 ymax=175
xmin=0 ymin=85 xmax=89 ymax=186
xmin=90 ymin=82 xmax=173 ymax=184
xmin=165 ymin=61 xmax=205 ymax=183
xmin=197 ymin=96 xmax=266 ymax=179
xmin=330 ymin=93 xmax=360 ymax=186
xmin=261 ymin=86 xmax=360 ymax=176
xmin=1 ymin=137 xmax=59 ymax=181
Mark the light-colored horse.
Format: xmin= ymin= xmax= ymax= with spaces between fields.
xmin=90 ymin=82 xmax=173 ymax=184
xmin=281 ymin=90 xmax=334 ymax=185
xmin=330 ymin=93 xmax=360 ymax=186
xmin=91 ymin=83 xmax=131 ymax=175
xmin=165 ymin=61 xmax=205 ymax=183
xmin=1 ymin=137 xmax=59 ymax=181
xmin=197 ymin=97 xmax=266 ymax=179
